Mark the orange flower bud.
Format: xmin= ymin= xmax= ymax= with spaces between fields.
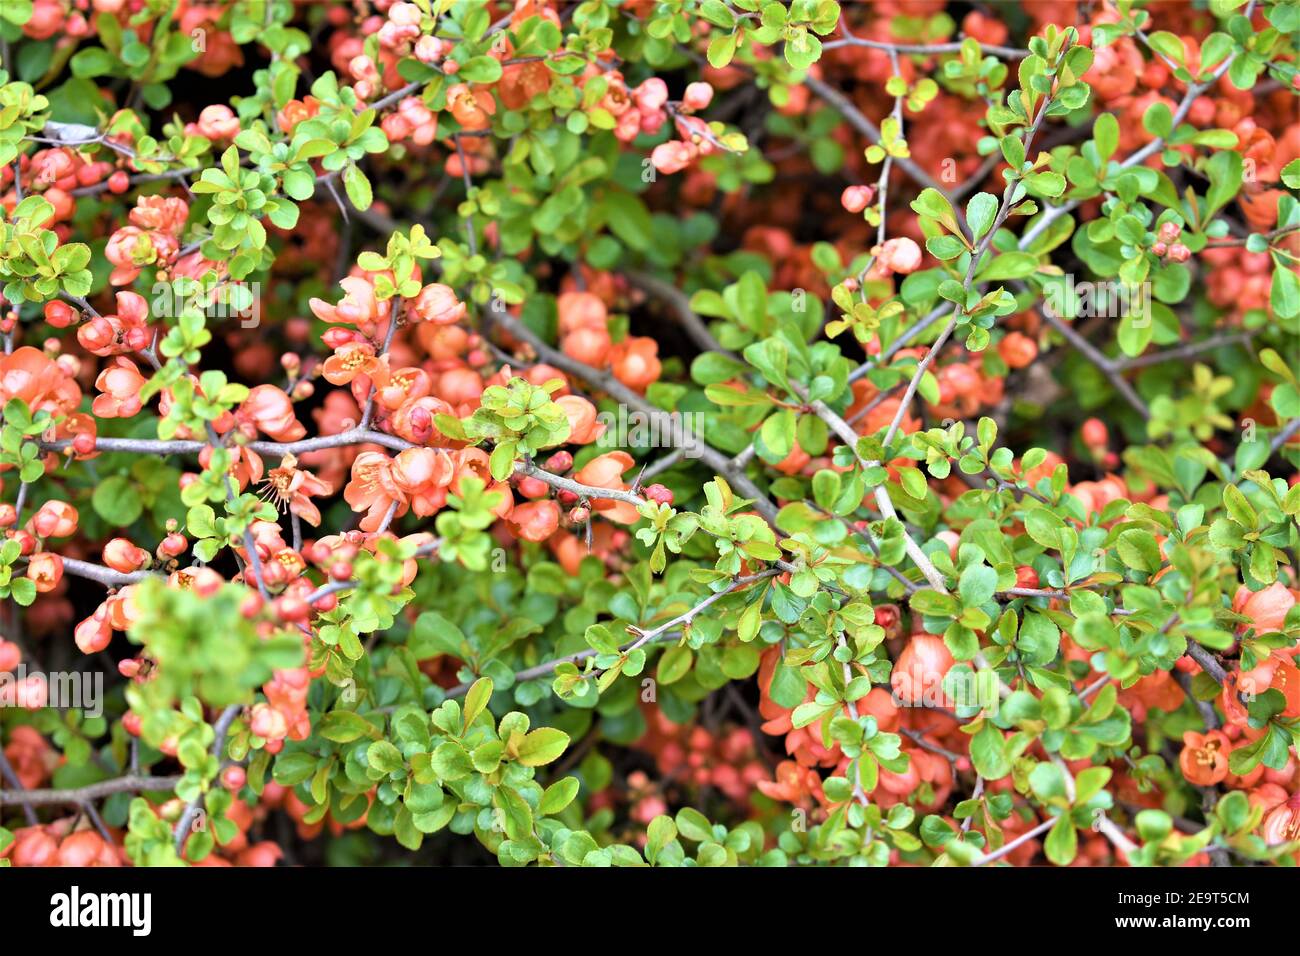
xmin=891 ymin=633 xmax=954 ymax=705
xmin=509 ymin=500 xmax=561 ymax=542
xmin=26 ymin=552 xmax=63 ymax=592
xmin=30 ymin=500 xmax=78 ymax=539
xmin=102 ymin=537 xmax=150 ymax=574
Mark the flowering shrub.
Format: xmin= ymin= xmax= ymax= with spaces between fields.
xmin=0 ymin=0 xmax=1299 ymax=870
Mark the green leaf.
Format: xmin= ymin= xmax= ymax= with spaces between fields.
xmin=759 ymin=409 xmax=795 ymax=462
xmin=1117 ymin=311 xmax=1153 ymax=357
xmin=318 ymin=711 xmax=377 ymax=743
xmin=958 ymin=564 xmax=997 ymax=607
xmin=911 ymin=188 xmax=959 ymax=234
xmin=1093 ymin=112 xmax=1118 ymax=162
xmin=1017 ymin=612 xmax=1060 ymax=667
xmin=966 ymin=193 xmax=998 ymax=241
xmin=273 ymin=753 xmax=317 ymax=786
xmin=1115 ymin=529 xmax=1161 ymax=574
xmin=70 ymin=47 xmax=118 ymax=78
xmin=926 ymin=234 xmax=967 ymax=260
xmin=462 ymin=678 xmax=493 ymax=730
xmin=970 ymin=721 xmax=1010 ymax=779
xmin=602 ymin=191 xmax=654 ymax=252
xmin=707 ymin=31 xmax=738 ymax=69
xmin=1028 ymin=762 xmax=1066 ymax=803
xmin=516 ymin=727 xmax=570 ymax=767
xmin=1044 ymin=815 xmax=1077 ymax=865
xmin=1223 ymin=484 xmax=1257 ymax=529
xmin=367 ymin=740 xmax=404 ymax=774
xmin=675 ymin=807 xmax=713 ymax=842
xmin=1142 ymin=101 xmax=1173 ymax=140
xmin=342 ymin=164 xmax=372 ymax=211
xmin=92 ymin=475 xmax=142 ymax=526
xmin=1271 ymin=259 xmax=1300 ymax=320
xmin=1282 ymin=159 xmax=1300 ymax=190
xmin=538 ymin=777 xmax=580 ymax=816
xmin=458 ymin=56 xmax=503 ymax=84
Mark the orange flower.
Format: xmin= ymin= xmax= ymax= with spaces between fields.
xmin=437 ymin=367 xmax=484 ymax=407
xmin=75 ymin=608 xmax=114 ymax=655
xmin=1070 ymin=474 xmax=1128 ymax=517
xmin=845 ymin=378 xmax=919 ymax=438
xmin=556 ymin=291 xmax=608 ymax=335
xmin=573 ymin=451 xmax=639 ymax=524
xmin=1179 ymin=730 xmax=1231 ymax=786
xmin=608 ymin=336 xmax=662 ymax=391
xmin=872 ymin=236 xmax=923 ymax=275
xmin=276 ymin=95 xmax=321 ymax=134
xmin=446 ymin=83 xmax=496 ymax=130
xmin=451 ymin=448 xmax=514 ymax=519
xmin=1239 ymin=653 xmax=1300 ymax=718
xmin=390 ymin=447 xmax=454 ymax=517
xmin=561 ymin=325 xmax=611 ymax=367
xmin=391 ymin=395 xmax=456 ymax=446
xmin=261 ymin=455 xmax=334 ymax=527
xmin=546 ymin=524 xmax=628 ymax=577
xmin=129 ymin=195 xmax=189 ymax=234
xmin=509 ymin=500 xmax=560 ymax=542
xmin=102 ymin=538 xmax=150 ymax=574
xmin=29 ymin=500 xmax=78 ymax=538
xmin=997 ymin=331 xmax=1038 ymax=368
xmin=756 ymin=760 xmax=825 ymax=808
xmin=322 ymin=342 xmax=388 ymax=388
xmin=309 ymin=275 xmax=392 ymax=334
xmin=78 ymin=291 xmax=152 ymax=356
xmin=1262 ymin=793 xmax=1300 ymax=845
xmin=411 ymin=283 xmax=466 ymax=325
xmin=891 ymin=633 xmax=954 ymax=706
xmin=1233 ymin=582 xmax=1296 ymax=635
xmin=417 ymin=323 xmax=470 ymax=361
xmin=374 ymin=367 xmax=430 ymax=411
xmin=92 ymin=358 xmax=147 ymax=418
xmin=343 ymin=452 xmax=407 ymax=531
xmin=239 ymin=385 xmax=306 ymax=442
xmin=26 ymin=552 xmax=63 ymax=593
xmin=105 ymin=226 xmax=177 ymax=286
xmin=0 ymin=347 xmax=81 ymax=418
xmin=499 ymin=58 xmax=551 ymax=111
xmin=555 ymin=395 xmax=605 ymax=445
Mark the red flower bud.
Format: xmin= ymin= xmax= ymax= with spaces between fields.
xmin=1014 ymin=565 xmax=1039 ymax=589
xmin=159 ymin=532 xmax=188 ymax=557
xmin=1081 ymin=417 xmax=1108 ymax=447
xmin=11 ymin=530 xmax=37 ymax=556
xmin=240 ymin=591 xmax=264 ymax=618
xmin=221 ymin=766 xmax=247 ymax=791
xmin=544 ymin=451 xmax=573 ymax=473
xmin=643 ymin=483 xmax=673 ymax=505
xmin=276 ymin=595 xmax=310 ymax=622
xmin=43 ymin=300 xmax=78 ymax=328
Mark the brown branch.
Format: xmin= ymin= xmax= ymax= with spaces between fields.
xmin=0 ymin=774 xmax=179 ymax=806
